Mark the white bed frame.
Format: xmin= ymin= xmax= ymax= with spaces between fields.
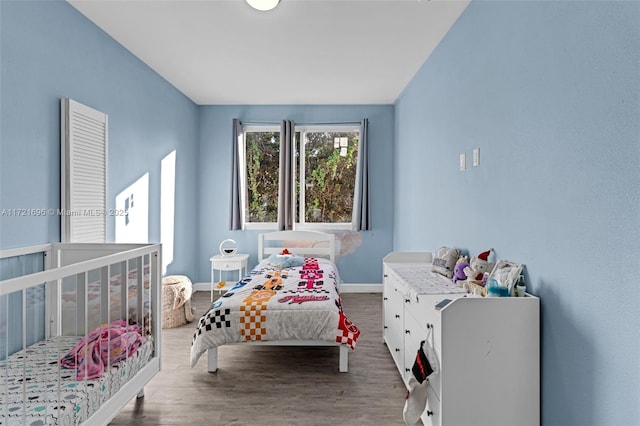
xmin=207 ymin=230 xmax=349 ymax=373
xmin=0 ymin=243 xmax=162 ymax=426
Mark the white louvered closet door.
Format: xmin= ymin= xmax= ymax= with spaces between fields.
xmin=61 ymin=98 xmax=108 ymax=243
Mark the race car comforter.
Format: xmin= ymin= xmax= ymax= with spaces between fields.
xmin=190 ymin=257 xmax=360 ymax=367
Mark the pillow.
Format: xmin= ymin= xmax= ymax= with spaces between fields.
xmin=431 ymin=247 xmax=460 ymax=278
xmin=267 ymin=253 xmax=305 ymax=268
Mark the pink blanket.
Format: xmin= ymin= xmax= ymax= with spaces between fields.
xmin=60 ymin=320 xmax=144 ymax=380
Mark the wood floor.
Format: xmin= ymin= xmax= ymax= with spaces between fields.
xmin=111 ymin=291 xmax=407 ymax=425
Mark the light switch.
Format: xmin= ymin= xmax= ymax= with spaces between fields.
xmin=473 ymin=148 xmax=480 ymax=167
xmin=459 ymin=153 xmax=466 ymax=171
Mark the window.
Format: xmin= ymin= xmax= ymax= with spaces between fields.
xmin=297 ymin=127 xmax=359 ymax=225
xmin=241 ymin=125 xmax=360 ymax=229
xmin=243 ymin=127 xmax=280 ymax=224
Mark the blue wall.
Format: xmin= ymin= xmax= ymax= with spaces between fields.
xmin=0 ymin=1 xmax=199 ymax=277
xmin=0 ymin=3 xmax=393 ymax=286
xmin=3 ymin=1 xmax=639 ymax=424
xmin=197 ymin=105 xmax=394 ymax=283
xmin=395 ymin=1 xmax=639 ymax=425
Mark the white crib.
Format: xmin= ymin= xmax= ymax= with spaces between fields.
xmin=0 ymin=243 xmax=162 ymax=426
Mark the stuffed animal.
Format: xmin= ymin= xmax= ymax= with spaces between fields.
xmin=452 ymin=256 xmax=469 ymax=285
xmin=463 ymin=249 xmax=494 ymax=286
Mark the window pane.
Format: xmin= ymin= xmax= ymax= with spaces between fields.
xmin=303 ymin=131 xmax=359 ymax=223
xmin=245 ymin=131 xmax=280 ymax=223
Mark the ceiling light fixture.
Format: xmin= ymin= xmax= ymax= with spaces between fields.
xmin=246 ymin=0 xmax=280 ymax=11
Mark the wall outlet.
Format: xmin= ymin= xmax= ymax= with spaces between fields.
xmin=473 ymin=148 xmax=480 ymax=167
xmin=459 ymin=153 xmax=466 ymax=171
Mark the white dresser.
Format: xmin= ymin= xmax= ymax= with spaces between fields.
xmin=383 ymin=252 xmax=540 ymax=426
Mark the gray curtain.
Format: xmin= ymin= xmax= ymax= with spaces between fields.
xmin=278 ymin=120 xmax=295 ymax=230
xmin=352 ymin=118 xmax=371 ymax=231
xmin=229 ymin=118 xmax=243 ymax=230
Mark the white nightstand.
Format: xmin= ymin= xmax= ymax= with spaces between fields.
xmin=209 ymin=253 xmax=250 ymax=302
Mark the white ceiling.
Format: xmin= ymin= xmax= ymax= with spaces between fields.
xmin=68 ymin=0 xmax=470 ymax=105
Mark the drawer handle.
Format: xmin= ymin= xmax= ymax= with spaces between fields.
xmin=384 ymin=274 xmax=388 ymax=278
xmin=405 ymin=330 xmax=410 ymax=334
xmin=427 ymin=410 xmax=433 ymax=416
xmin=405 ymin=299 xmax=410 ymax=303
xmin=395 ymin=348 xmax=400 ymax=352
xmin=383 ymin=297 xmax=388 ymax=301
xmin=426 ymin=323 xmax=433 ymax=329
xmin=395 ymin=314 xmax=400 ymax=319
xmin=405 ymin=368 xmax=410 ymax=372
xmin=384 ymin=326 xmax=388 ymax=329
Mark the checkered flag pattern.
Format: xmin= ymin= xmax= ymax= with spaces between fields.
xmin=335 ymin=310 xmax=360 ymax=350
xmin=240 ymin=292 xmax=275 ymax=342
xmin=193 ymin=308 xmax=231 ymax=342
xmin=240 ymin=304 xmax=267 ymax=341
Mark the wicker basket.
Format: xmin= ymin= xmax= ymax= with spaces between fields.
xmin=162 ymin=275 xmax=195 ymax=329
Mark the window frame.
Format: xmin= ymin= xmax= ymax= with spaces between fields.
xmin=240 ymin=125 xmax=280 ymax=230
xmin=295 ymin=125 xmax=359 ymax=231
xmin=240 ymin=124 xmax=360 ymax=231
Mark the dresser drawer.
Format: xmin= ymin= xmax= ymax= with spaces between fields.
xmin=383 ymin=279 xmax=405 ymax=372
xmin=421 ymin=384 xmax=441 ymax=426
xmin=403 ymin=308 xmax=442 ymax=399
xmin=383 ymin=307 xmax=403 ymax=345
xmin=384 ymin=284 xmax=404 ymax=340
xmin=407 ymin=294 xmax=464 ymax=350
xmin=402 ymin=308 xmax=425 ymax=382
xmin=407 ymin=294 xmax=444 ymax=328
xmin=385 ymin=311 xmax=404 ymax=370
xmin=214 ymin=261 xmax=243 ymax=271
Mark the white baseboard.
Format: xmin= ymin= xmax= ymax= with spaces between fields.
xmin=339 ymin=283 xmax=383 ymax=293
xmin=193 ymin=282 xmax=212 ymax=293
xmin=192 ymin=282 xmax=382 ymax=294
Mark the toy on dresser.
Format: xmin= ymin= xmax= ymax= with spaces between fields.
xmin=486 ymin=259 xmax=524 ymax=297
xmin=452 ymin=255 xmax=469 ymax=284
xmin=462 ymin=249 xmax=494 ymax=295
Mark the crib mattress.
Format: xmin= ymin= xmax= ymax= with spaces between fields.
xmin=0 ymin=336 xmax=153 ymax=426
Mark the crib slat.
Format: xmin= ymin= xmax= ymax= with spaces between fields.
xmin=150 ymin=250 xmax=162 ymax=363
xmin=136 ymin=256 xmax=143 ymax=331
xmin=121 ymin=260 xmax=128 ymax=323
xmin=102 ymin=265 xmax=110 ymax=325
xmin=21 ymin=287 xmax=26 ymax=425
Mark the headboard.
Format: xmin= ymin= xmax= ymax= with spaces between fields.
xmin=258 ymin=231 xmax=336 ymax=263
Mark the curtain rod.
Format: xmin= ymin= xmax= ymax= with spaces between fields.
xmin=297 ymin=121 xmax=362 ymax=126
xmin=241 ymin=120 xmax=362 ymax=126
xmin=240 ymin=120 xmax=278 ymax=125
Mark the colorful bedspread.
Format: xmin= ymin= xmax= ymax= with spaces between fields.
xmin=190 ymin=257 xmax=360 ymax=367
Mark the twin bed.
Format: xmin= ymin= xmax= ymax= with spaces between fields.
xmin=0 ymin=231 xmax=358 ymax=425
xmin=190 ymin=230 xmax=360 ymax=373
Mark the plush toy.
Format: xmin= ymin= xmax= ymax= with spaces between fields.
xmin=452 ymin=256 xmax=469 ymax=285
xmin=463 ymin=249 xmax=494 ymax=286
xmin=432 ymin=247 xmax=460 ymax=278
